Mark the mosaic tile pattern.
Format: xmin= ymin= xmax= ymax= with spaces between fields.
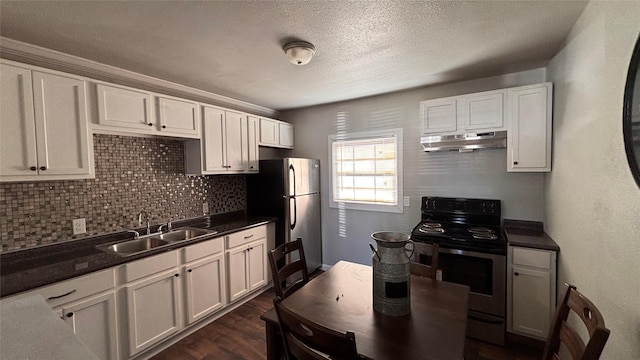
xmin=0 ymin=134 xmax=246 ymax=252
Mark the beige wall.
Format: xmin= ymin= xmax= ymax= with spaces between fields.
xmin=545 ymin=1 xmax=640 ymax=358
xmin=282 ymin=69 xmax=547 ymax=266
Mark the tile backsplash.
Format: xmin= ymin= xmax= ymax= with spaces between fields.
xmin=0 ymin=134 xmax=246 ymax=252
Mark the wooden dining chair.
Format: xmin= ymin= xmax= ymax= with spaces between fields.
xmin=273 ymin=296 xmax=364 ymax=360
xmin=410 ymin=241 xmax=440 ymax=280
xmin=268 ymin=238 xmax=310 ymax=299
xmin=541 ymin=284 xmax=610 ymax=360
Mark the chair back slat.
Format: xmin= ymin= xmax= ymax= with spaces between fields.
xmin=268 ymin=238 xmax=310 ymax=299
xmin=542 ymin=284 xmax=610 ymax=360
xmin=410 ymin=241 xmax=439 ymax=280
xmin=274 ymin=297 xmax=361 ymax=360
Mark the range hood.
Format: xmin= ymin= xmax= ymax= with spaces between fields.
xmin=421 ymin=131 xmax=507 ymax=152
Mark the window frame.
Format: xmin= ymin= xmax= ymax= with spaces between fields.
xmin=328 ymin=128 xmax=403 ymax=213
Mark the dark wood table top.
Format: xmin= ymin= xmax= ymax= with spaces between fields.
xmin=280 ymin=260 xmax=470 ymax=360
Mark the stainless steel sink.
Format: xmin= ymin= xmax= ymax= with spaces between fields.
xmin=157 ymin=227 xmax=216 ymax=243
xmin=96 ymin=226 xmax=217 ymax=257
xmin=96 ymin=237 xmax=170 ymax=257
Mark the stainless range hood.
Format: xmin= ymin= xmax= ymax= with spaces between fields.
xmin=421 ymin=131 xmax=507 ymax=152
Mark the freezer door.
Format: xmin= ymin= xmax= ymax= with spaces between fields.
xmin=286 ymin=158 xmax=320 ymax=196
xmin=287 ymin=193 xmax=322 ymax=273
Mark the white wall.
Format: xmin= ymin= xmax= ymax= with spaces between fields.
xmin=545 ymin=1 xmax=640 ymax=358
xmin=282 ymin=69 xmax=547 ymax=267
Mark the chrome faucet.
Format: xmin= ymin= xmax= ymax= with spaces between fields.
xmin=158 ymin=221 xmax=172 ymax=233
xmin=138 ymin=210 xmax=150 ymax=235
xmin=127 ymin=230 xmax=140 ymax=239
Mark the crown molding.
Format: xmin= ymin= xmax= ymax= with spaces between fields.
xmin=0 ymin=37 xmax=278 ymax=117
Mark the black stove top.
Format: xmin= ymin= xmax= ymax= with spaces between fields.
xmin=410 ymin=197 xmax=507 ymax=255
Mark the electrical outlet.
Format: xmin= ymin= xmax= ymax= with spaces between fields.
xmin=403 ymin=196 xmax=411 ymax=207
xmin=72 ymin=218 xmax=86 ymax=235
xmin=202 ymin=202 xmax=209 ymax=214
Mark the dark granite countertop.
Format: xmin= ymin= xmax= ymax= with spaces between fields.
xmin=503 ymin=219 xmax=560 ymax=252
xmin=0 ymin=211 xmax=276 ymax=297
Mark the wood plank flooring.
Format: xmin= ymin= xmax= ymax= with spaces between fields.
xmin=151 ymin=288 xmax=542 ymax=360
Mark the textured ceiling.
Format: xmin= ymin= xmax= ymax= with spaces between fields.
xmin=0 ymin=1 xmax=587 ymax=111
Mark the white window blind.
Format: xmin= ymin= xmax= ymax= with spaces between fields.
xmin=329 ymin=129 xmax=403 ymax=213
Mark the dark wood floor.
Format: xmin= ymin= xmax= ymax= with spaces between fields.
xmin=151 ymin=288 xmax=542 ymax=360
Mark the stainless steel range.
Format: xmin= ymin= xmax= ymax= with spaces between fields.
xmin=410 ymin=197 xmax=507 ymax=345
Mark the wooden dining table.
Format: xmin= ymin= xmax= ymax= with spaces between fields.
xmin=261 ymin=260 xmax=470 ymax=360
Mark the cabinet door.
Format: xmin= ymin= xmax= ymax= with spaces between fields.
xmin=259 ymin=117 xmax=279 ymax=146
xmin=202 ymin=106 xmax=227 ymax=172
xmin=157 ymin=97 xmax=199 ymax=137
xmin=96 ymin=84 xmax=153 ymax=130
xmin=508 ymin=83 xmax=552 ymax=172
xmin=278 ymin=122 xmax=294 ymax=148
xmin=62 ymin=292 xmax=119 ymax=360
xmin=462 ymin=90 xmax=506 ymax=131
xmin=420 ymin=97 xmax=458 ymax=134
xmin=184 ymin=254 xmax=226 ymax=324
xmin=511 ymin=266 xmax=552 ymax=339
xmin=0 ymin=63 xmax=37 ymax=179
xmin=227 ymin=246 xmax=249 ymax=303
xmin=247 ymin=240 xmax=267 ymax=291
xmin=225 ymin=110 xmax=248 ymax=171
xmin=32 ymin=71 xmax=92 ymax=177
xmin=247 ymin=115 xmax=260 ymax=172
xmin=126 ymin=270 xmax=181 ymax=356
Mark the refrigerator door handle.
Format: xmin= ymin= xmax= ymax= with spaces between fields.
xmin=289 ymin=164 xmax=296 ymax=197
xmin=290 ymin=196 xmax=297 ymax=230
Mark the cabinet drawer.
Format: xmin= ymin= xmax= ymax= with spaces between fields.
xmin=512 ymin=247 xmax=552 ymax=269
xmin=12 ymin=268 xmax=115 ymax=308
xmin=125 ymin=250 xmax=178 ymax=282
xmin=183 ymin=236 xmax=224 ymax=263
xmin=226 ymin=225 xmax=267 ymax=249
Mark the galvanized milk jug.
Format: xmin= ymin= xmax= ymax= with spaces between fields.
xmin=370 ymin=231 xmax=414 ymax=316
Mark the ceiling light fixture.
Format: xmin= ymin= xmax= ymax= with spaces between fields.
xmin=283 ymin=41 xmax=315 ymax=65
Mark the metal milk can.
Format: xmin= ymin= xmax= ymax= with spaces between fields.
xmin=370 ymin=231 xmax=414 ymax=316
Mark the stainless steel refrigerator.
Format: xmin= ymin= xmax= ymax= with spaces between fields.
xmin=247 ymin=158 xmax=322 ymax=273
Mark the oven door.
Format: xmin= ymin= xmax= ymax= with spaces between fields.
xmin=437 ymin=247 xmax=506 ymax=316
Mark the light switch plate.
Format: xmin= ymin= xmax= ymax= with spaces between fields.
xmin=72 ymin=218 xmax=86 ymax=235
xmin=202 ymin=202 xmax=209 ymax=214
xmin=403 ymin=196 xmax=411 ymax=207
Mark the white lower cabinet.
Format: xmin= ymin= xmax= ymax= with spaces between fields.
xmin=123 ymin=251 xmax=181 ymax=357
xmin=125 ymin=269 xmax=181 ymax=356
xmin=60 ymin=292 xmax=119 ymax=360
xmin=507 ymin=246 xmax=557 ymax=340
xmin=226 ymin=227 xmax=268 ymax=303
xmin=182 ymin=236 xmax=226 ymax=324
xmin=2 ymin=268 xmax=118 ymax=359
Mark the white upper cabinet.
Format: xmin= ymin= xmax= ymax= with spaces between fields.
xmin=0 ymin=61 xmax=94 ymax=182
xmin=278 ymin=121 xmax=294 ymax=148
xmin=421 ymin=90 xmax=506 ymax=136
xmin=156 ymin=96 xmax=199 ymax=137
xmin=184 ymin=105 xmax=248 ymax=175
xmin=96 ymin=84 xmax=153 ymax=131
xmin=259 ymin=117 xmax=294 ymax=148
xmin=420 ymin=97 xmax=458 ymax=134
xmin=460 ymin=90 xmax=506 ymax=131
xmin=507 ymin=83 xmax=553 ymax=172
xmin=247 ymin=115 xmax=260 ymax=173
xmin=92 ymin=83 xmax=199 ymax=139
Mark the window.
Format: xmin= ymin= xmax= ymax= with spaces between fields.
xmin=329 ymin=129 xmax=403 ymax=213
